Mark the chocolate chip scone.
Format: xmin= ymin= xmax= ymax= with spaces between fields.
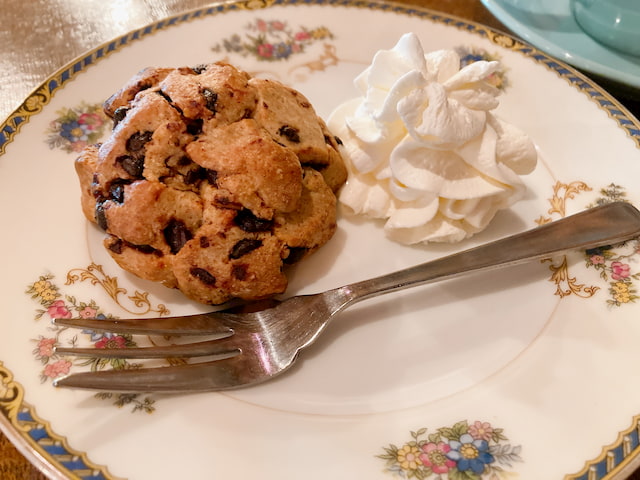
xmin=76 ymin=62 xmax=347 ymax=304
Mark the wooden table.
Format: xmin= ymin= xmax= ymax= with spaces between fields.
xmin=0 ymin=1 xmax=638 ymax=478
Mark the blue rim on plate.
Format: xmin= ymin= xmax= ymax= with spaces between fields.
xmin=1 ymin=1 xmax=640 ymax=479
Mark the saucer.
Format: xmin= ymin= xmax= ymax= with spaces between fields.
xmin=481 ymin=0 xmax=640 ymax=89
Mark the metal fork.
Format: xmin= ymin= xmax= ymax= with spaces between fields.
xmin=53 ymin=202 xmax=640 ymax=393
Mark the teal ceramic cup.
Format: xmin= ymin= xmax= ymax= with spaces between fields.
xmin=571 ymin=0 xmax=640 ymax=56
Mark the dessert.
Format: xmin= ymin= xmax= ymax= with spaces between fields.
xmin=328 ymin=33 xmax=538 ymax=244
xmin=76 ymin=62 xmax=347 ymax=304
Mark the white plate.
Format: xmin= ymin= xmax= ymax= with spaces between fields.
xmin=480 ymin=0 xmax=640 ymax=90
xmin=2 ymin=1 xmax=640 ymax=479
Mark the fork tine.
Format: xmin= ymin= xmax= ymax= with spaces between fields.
xmin=53 ymin=356 xmax=253 ymax=393
xmin=52 ymin=312 xmax=236 ymax=336
xmin=54 ymin=337 xmax=239 ymax=359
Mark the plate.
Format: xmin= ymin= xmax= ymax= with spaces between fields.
xmin=480 ymin=0 xmax=640 ymax=90
xmin=2 ymin=1 xmax=640 ymax=479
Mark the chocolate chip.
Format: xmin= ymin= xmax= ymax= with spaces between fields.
xmin=119 ymin=131 xmax=150 ymax=178
xmin=136 ymin=81 xmax=153 ymax=92
xmin=284 ymin=246 xmax=308 ymax=264
xmin=199 ymin=236 xmax=210 ymax=248
xmin=302 ymin=161 xmax=328 ymax=171
xmin=163 ymin=218 xmax=193 ymax=254
xmin=129 ymin=243 xmax=159 ymax=255
xmin=191 ymin=64 xmax=207 ymax=74
xmin=110 ymin=238 xmax=162 ymax=256
xmin=107 ymin=236 xmax=163 ymax=257
xmin=184 ymin=167 xmax=207 ymax=185
xmin=229 ymin=239 xmax=262 ymax=259
xmin=116 ymin=155 xmax=144 ymax=178
xmin=190 ymin=267 xmax=216 ymax=286
xmin=108 ymin=179 xmax=130 ymax=204
xmin=201 ymin=88 xmax=218 ymax=114
xmin=206 ymin=169 xmax=218 ymax=187
xmin=126 ymin=131 xmax=153 ymax=153
xmin=109 ymin=184 xmax=124 ymax=203
xmin=234 ymin=209 xmax=273 ymax=232
xmin=278 ymin=125 xmax=300 ymax=143
xmin=186 ymin=118 xmax=203 ymax=135
xmin=95 ymin=203 xmax=108 ymax=231
xmin=112 ymin=107 xmax=129 ymax=128
xmin=232 ymin=264 xmax=249 ymax=281
xmin=107 ymin=238 xmax=123 ymax=254
xmin=177 ymin=156 xmax=192 ymax=166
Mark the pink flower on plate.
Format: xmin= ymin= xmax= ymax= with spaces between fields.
xmin=256 ymin=19 xmax=268 ymax=32
xmin=295 ymin=31 xmax=311 ymax=41
xmin=419 ymin=442 xmax=455 ymax=474
xmin=468 ymin=420 xmax=494 ymax=441
xmin=95 ymin=335 xmax=127 ymax=350
xmin=79 ymin=306 xmax=98 ymax=319
xmin=78 ymin=112 xmax=103 ymax=131
xmin=37 ymin=338 xmax=56 ymax=358
xmin=590 ymin=254 xmax=605 ymax=265
xmin=611 ymin=261 xmax=631 ymax=280
xmin=44 ymin=359 xmax=72 ymax=378
xmin=257 ymin=43 xmax=274 ymax=58
xmin=48 ymin=300 xmax=71 ymax=319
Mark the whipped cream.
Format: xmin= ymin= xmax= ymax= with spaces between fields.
xmin=328 ymin=33 xmax=537 ymax=244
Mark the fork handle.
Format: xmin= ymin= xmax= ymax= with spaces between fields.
xmin=342 ymin=202 xmax=640 ymax=302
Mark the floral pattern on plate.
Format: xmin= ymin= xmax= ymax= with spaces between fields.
xmin=376 ymin=180 xmax=640 ymax=479
xmin=455 ymin=46 xmax=508 ymax=90
xmin=585 ymin=242 xmax=640 ymax=307
xmin=378 ymin=420 xmax=522 ymax=479
xmin=584 ymin=184 xmax=640 ymax=307
xmin=26 ymin=263 xmax=171 ymax=413
xmin=539 ymin=181 xmax=640 ymax=307
xmin=45 ymin=102 xmax=109 ymax=153
xmin=211 ymin=18 xmax=334 ymax=61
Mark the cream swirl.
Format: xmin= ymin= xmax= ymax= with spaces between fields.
xmin=328 ymin=33 xmax=537 ymax=243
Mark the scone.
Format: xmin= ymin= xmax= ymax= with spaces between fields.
xmin=76 ymin=62 xmax=347 ymax=304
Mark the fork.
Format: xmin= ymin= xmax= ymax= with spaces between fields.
xmin=53 ymin=201 xmax=640 ymax=393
